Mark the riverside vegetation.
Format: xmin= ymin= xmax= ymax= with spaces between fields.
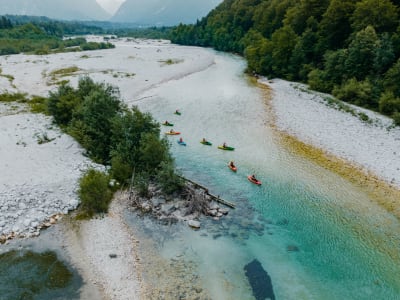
xmin=0 ymin=16 xmax=114 ymax=56
xmin=46 ymin=77 xmax=184 ymax=216
xmin=169 ymin=0 xmax=400 ymax=126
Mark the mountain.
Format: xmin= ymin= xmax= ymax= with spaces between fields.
xmin=111 ymin=0 xmax=222 ymax=26
xmin=0 ymin=0 xmax=110 ymax=21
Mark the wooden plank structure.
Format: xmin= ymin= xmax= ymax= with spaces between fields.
xmin=179 ymin=176 xmax=236 ymax=209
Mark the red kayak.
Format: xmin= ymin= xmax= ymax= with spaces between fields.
xmin=247 ymin=175 xmax=261 ymax=185
xmin=228 ymin=163 xmax=237 ymax=172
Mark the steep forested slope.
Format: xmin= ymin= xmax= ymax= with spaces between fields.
xmin=170 ymin=0 xmax=400 ymax=125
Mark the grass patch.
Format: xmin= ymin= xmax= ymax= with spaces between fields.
xmin=35 ymin=132 xmax=56 ymax=144
xmin=158 ymin=58 xmax=184 ymax=66
xmin=47 ymin=66 xmax=81 ymax=85
xmin=28 ymin=95 xmax=48 ymax=114
xmin=0 ymin=92 xmax=28 ymax=103
xmin=49 ymin=66 xmax=80 ymax=78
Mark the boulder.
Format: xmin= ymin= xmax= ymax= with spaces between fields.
xmin=188 ymin=220 xmax=200 ymax=229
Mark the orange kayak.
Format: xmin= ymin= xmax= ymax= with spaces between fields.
xmin=247 ymin=175 xmax=261 ymax=185
xmin=165 ymin=131 xmax=181 ymax=135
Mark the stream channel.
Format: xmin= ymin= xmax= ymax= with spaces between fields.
xmin=129 ymin=50 xmax=400 ymax=300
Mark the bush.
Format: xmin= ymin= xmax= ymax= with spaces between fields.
xmin=332 ymin=78 xmax=375 ymax=108
xmin=379 ymin=92 xmax=400 ymax=115
xmin=156 ymin=161 xmax=184 ymax=195
xmin=307 ymin=69 xmax=332 ymax=93
xmin=78 ymin=169 xmax=113 ymax=215
xmin=393 ymin=112 xmax=400 ymax=126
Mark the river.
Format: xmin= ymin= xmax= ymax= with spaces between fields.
xmin=1 ymin=39 xmax=400 ymax=299
xmin=129 ymin=51 xmax=400 ymax=299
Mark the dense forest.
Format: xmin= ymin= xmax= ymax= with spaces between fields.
xmin=170 ymin=0 xmax=400 ymax=125
xmin=0 ymin=16 xmax=114 ymax=55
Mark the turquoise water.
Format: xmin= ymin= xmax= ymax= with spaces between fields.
xmin=130 ymin=52 xmax=400 ymax=299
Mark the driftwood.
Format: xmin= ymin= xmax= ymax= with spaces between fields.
xmin=182 ymin=184 xmax=210 ymax=216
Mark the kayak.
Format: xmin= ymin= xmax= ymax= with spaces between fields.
xmin=177 ymin=140 xmax=187 ymax=146
xmin=165 ymin=131 xmax=181 ymax=135
xmin=200 ymin=140 xmax=212 ymax=146
xmin=162 ymin=122 xmax=174 ymax=126
xmin=228 ymin=164 xmax=237 ymax=172
xmin=218 ymin=145 xmax=235 ymax=151
xmin=247 ymin=175 xmax=262 ymax=185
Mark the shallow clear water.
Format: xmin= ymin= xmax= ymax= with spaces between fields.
xmin=129 ymin=51 xmax=400 ymax=299
xmin=0 ymin=249 xmax=82 ymax=300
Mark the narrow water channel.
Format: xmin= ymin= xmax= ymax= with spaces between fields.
xmin=130 ymin=51 xmax=400 ymax=299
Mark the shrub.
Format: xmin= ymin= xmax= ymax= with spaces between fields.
xmin=379 ymin=92 xmax=400 ymax=115
xmin=156 ymin=161 xmax=184 ymax=195
xmin=78 ymin=169 xmax=113 ymax=215
xmin=28 ymin=96 xmax=48 ymax=114
xmin=332 ymin=78 xmax=375 ymax=108
xmin=307 ymin=69 xmax=332 ymax=93
xmin=393 ymin=112 xmax=400 ymax=126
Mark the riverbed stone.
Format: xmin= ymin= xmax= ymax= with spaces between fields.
xmin=161 ymin=204 xmax=175 ymax=215
xmin=188 ymin=220 xmax=200 ymax=229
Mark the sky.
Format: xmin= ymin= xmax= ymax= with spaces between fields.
xmin=96 ymin=0 xmax=126 ymax=15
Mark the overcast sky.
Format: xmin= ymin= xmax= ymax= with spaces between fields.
xmin=96 ymin=0 xmax=126 ymax=14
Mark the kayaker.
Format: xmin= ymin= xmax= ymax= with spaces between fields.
xmin=223 ymin=142 xmax=227 ymax=148
xmin=175 ymin=109 xmax=180 ymax=114
xmin=179 ymin=137 xmax=183 ymax=142
xmin=251 ymin=174 xmax=257 ymax=181
xmin=170 ymin=129 xmax=174 ymax=133
xmin=165 ymin=120 xmax=169 ymax=125
xmin=202 ymin=137 xmax=206 ymax=143
xmin=229 ymin=161 xmax=235 ymax=168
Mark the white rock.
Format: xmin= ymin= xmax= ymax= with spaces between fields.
xmin=188 ymin=220 xmax=201 ymax=229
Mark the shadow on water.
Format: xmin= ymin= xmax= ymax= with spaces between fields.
xmin=0 ymin=249 xmax=82 ymax=300
xmin=244 ymin=259 xmax=275 ymax=300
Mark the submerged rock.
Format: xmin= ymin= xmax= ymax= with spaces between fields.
xmin=244 ymin=259 xmax=275 ymax=300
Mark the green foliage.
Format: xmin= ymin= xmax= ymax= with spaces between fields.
xmin=332 ymin=78 xmax=375 ymax=108
xmin=78 ymin=169 xmax=113 ymax=215
xmin=46 ymin=77 xmax=179 ymax=193
xmin=307 ymin=69 xmax=332 ymax=92
xmin=379 ymin=92 xmax=400 ymax=115
xmin=47 ymin=83 xmax=79 ymax=126
xmin=134 ymin=172 xmax=151 ymax=198
xmin=168 ymin=0 xmax=400 ymax=124
xmin=110 ymin=106 xmax=169 ymax=184
xmin=156 ymin=161 xmax=185 ymax=195
xmin=28 ymin=96 xmax=48 ymax=114
xmin=0 ymin=92 xmax=28 ymax=102
xmin=351 ymin=0 xmax=398 ymax=33
xmin=393 ymin=112 xmax=400 ymax=126
xmin=0 ymin=19 xmax=114 ymax=56
xmin=70 ymin=83 xmax=121 ymax=163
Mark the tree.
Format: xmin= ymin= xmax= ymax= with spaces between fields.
xmin=47 ymin=83 xmax=79 ymax=126
xmin=284 ymin=0 xmax=330 ymax=34
xmin=318 ymin=0 xmax=356 ymax=50
xmin=351 ymin=0 xmax=398 ymax=33
xmin=379 ymin=91 xmax=400 ymax=115
xmin=333 ymin=78 xmax=375 ymax=108
xmin=383 ymin=58 xmax=400 ymax=96
xmin=271 ymin=26 xmax=298 ymax=77
xmin=70 ymin=82 xmax=122 ymax=163
xmin=345 ymin=26 xmax=379 ymax=80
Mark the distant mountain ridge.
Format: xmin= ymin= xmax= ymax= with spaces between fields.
xmin=0 ymin=0 xmax=110 ymax=21
xmin=112 ymin=0 xmax=222 ymax=26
